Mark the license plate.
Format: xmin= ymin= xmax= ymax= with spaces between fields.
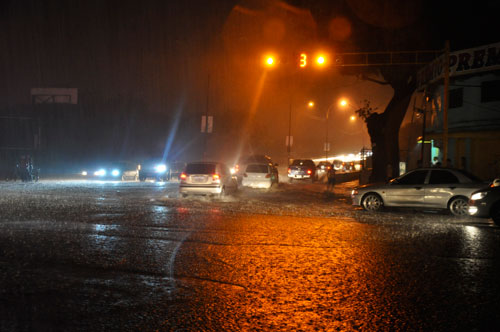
xmin=193 ymin=176 xmax=206 ymax=182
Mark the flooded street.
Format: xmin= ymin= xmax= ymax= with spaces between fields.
xmin=1 ymin=180 xmax=500 ymax=331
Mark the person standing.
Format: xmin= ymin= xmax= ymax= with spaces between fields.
xmin=327 ymin=166 xmax=336 ymax=192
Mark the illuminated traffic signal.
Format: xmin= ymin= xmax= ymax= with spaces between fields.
xmin=298 ymin=52 xmax=328 ymax=68
xmin=316 ymin=55 xmax=326 ymax=66
xmin=299 ymin=53 xmax=307 ymax=67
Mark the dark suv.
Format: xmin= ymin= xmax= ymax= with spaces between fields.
xmin=287 ymin=159 xmax=317 ymax=183
xmin=468 ymin=181 xmax=500 ymax=225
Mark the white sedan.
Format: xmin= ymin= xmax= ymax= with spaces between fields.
xmin=241 ymin=163 xmax=279 ymax=189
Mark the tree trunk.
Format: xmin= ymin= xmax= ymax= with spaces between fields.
xmin=367 ymin=89 xmax=413 ymax=183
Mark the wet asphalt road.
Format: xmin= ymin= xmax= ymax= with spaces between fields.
xmin=1 ymin=179 xmax=500 ymax=331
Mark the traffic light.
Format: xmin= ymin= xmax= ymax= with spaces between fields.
xmin=298 ymin=52 xmax=328 ymax=68
xmin=299 ymin=53 xmax=307 ymax=67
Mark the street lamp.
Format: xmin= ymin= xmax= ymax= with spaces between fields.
xmin=308 ymin=101 xmax=332 ymax=163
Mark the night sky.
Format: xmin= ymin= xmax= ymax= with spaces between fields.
xmin=1 ymin=0 xmax=498 ymax=167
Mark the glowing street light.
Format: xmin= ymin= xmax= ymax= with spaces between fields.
xmin=308 ymin=101 xmax=315 ymax=108
xmin=350 ymin=115 xmax=356 ymax=121
xmin=339 ymin=98 xmax=348 ymax=108
xmin=263 ymin=55 xmax=276 ymax=67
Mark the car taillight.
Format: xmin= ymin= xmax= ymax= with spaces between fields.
xmin=265 ymin=173 xmax=271 ymax=178
xmin=180 ymin=173 xmax=187 ymax=180
xmin=307 ymin=169 xmax=312 ymax=174
xmin=287 ymin=168 xmax=291 ymax=174
xmin=212 ymin=174 xmax=220 ymax=181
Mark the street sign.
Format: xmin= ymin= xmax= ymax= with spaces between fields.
xmin=201 ymin=116 xmax=213 ymax=133
xmin=285 ymin=136 xmax=293 ymax=147
xmin=324 ymin=142 xmax=330 ymax=151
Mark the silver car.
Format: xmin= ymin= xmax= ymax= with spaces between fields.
xmin=241 ymin=163 xmax=279 ymax=189
xmin=179 ymin=162 xmax=238 ymax=197
xmin=351 ymin=168 xmax=488 ymax=216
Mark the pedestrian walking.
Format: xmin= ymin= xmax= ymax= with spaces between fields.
xmin=327 ymin=166 xmax=336 ymax=192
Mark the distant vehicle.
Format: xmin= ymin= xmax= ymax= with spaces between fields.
xmin=233 ymin=154 xmax=276 ymax=183
xmin=316 ymin=161 xmax=332 ymax=180
xmin=342 ymin=161 xmax=355 ymax=172
xmin=332 ymin=160 xmax=343 ymax=171
xmin=241 ymin=163 xmax=279 ymax=189
xmin=288 ymin=159 xmax=317 ymax=183
xmin=81 ymin=161 xmax=139 ymax=181
xmin=138 ymin=159 xmax=169 ymax=182
xmin=468 ymin=179 xmax=500 ymax=225
xmin=169 ymin=161 xmax=187 ymax=181
xmin=179 ymin=161 xmax=238 ymax=197
xmin=351 ymin=168 xmax=488 ymax=216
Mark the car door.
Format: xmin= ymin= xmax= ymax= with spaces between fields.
xmin=384 ymin=170 xmax=428 ymax=206
xmin=424 ymin=169 xmax=461 ymax=208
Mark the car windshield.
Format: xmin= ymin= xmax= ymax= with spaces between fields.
xmin=291 ymin=160 xmax=313 ymax=167
xmin=185 ymin=163 xmax=216 ymax=174
xmin=246 ymin=164 xmax=269 ymax=173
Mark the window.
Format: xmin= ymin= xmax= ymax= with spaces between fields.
xmin=429 ymin=170 xmax=459 ymax=184
xmin=246 ymin=164 xmax=269 ymax=173
xmin=449 ymin=88 xmax=463 ymax=108
xmin=185 ymin=163 xmax=216 ymax=174
xmin=397 ymin=170 xmax=428 ymax=185
xmin=481 ymin=80 xmax=500 ymax=102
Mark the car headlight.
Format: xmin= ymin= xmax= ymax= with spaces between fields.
xmin=154 ymin=164 xmax=167 ymax=173
xmin=111 ymin=169 xmax=120 ymax=177
xmin=470 ymin=191 xmax=487 ymax=200
xmin=94 ymin=169 xmax=106 ymax=176
xmin=81 ymin=171 xmax=88 ymax=176
xmin=468 ymin=206 xmax=479 ymax=215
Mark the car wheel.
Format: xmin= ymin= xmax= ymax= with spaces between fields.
xmin=449 ymin=196 xmax=468 ymax=216
xmin=362 ymin=193 xmax=383 ymax=212
xmin=491 ymin=203 xmax=500 ymax=225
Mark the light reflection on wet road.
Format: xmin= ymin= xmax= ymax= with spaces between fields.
xmin=1 ymin=180 xmax=499 ymax=331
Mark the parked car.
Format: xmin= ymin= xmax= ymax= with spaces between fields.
xmin=468 ymin=179 xmax=500 ymax=225
xmin=179 ymin=161 xmax=238 ymax=197
xmin=241 ymin=163 xmax=279 ymax=189
xmin=81 ymin=161 xmax=139 ymax=181
xmin=138 ymin=159 xmax=169 ymax=182
xmin=351 ymin=168 xmax=488 ymax=216
xmin=288 ymin=159 xmax=317 ymax=183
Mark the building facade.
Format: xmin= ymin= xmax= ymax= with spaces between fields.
xmin=417 ymin=42 xmax=500 ymax=181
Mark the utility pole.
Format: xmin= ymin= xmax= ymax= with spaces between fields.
xmin=443 ymin=41 xmax=450 ymax=166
